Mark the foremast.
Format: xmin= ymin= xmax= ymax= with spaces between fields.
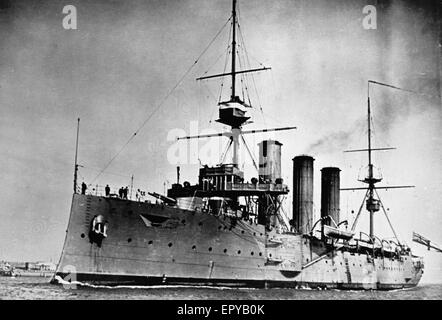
xmin=172 ymin=0 xmax=295 ymax=231
xmin=230 ymin=0 xmax=237 ymax=102
xmin=189 ymin=0 xmax=288 ymax=168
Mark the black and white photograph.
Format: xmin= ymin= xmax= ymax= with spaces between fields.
xmin=0 ymin=0 xmax=441 ymax=305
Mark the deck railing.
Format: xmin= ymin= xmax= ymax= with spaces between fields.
xmin=76 ymin=184 xmax=147 ymax=201
xmin=226 ymin=182 xmax=289 ymax=192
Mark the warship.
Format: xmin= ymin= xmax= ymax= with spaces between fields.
xmin=52 ymin=0 xmax=425 ymax=289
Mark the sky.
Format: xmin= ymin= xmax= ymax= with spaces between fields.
xmin=0 ymin=0 xmax=441 ymax=282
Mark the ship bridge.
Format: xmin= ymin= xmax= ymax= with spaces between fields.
xmin=168 ymin=163 xmax=288 ymax=198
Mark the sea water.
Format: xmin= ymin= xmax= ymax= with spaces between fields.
xmin=0 ymin=277 xmax=441 ymax=300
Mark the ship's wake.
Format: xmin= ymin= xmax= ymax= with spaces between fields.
xmin=53 ymin=275 xmax=260 ymax=291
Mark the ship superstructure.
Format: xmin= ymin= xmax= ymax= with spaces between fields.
xmin=52 ymin=0 xmax=424 ymax=289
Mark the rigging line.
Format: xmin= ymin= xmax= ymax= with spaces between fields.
xmin=81 ymin=166 xmax=133 ymax=179
xmin=220 ymin=138 xmax=233 ymax=164
xmin=236 ymin=48 xmax=247 ymax=102
xmin=237 ymin=24 xmax=263 ymax=113
xmin=238 ymin=25 xmax=265 ymax=67
xmin=202 ymin=81 xmax=218 ymax=102
xmin=237 ymin=43 xmax=253 ymax=107
xmin=236 ymin=29 xmax=254 ymax=106
xmin=374 ymin=188 xmax=401 ymax=244
xmin=351 ymin=188 xmax=370 ymax=232
xmin=218 ymin=23 xmax=233 ymax=104
xmin=240 ymin=134 xmax=258 ymax=172
xmin=201 ymin=45 xmax=231 ymax=77
xmin=91 ymin=17 xmax=231 ymax=184
xmin=369 ymin=80 xmax=441 ymax=99
xmin=208 ymin=98 xmax=219 ymax=124
xmin=217 ymin=49 xmax=230 ymax=105
xmin=237 ymin=17 xmax=266 ymax=73
xmin=370 ymin=95 xmax=394 ymax=149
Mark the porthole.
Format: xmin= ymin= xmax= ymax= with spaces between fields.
xmin=181 ymin=219 xmax=186 ymax=224
xmin=253 ymin=232 xmax=256 ymax=236
xmin=269 ymin=253 xmax=272 ymax=258
xmin=148 ymin=240 xmax=153 ymax=245
xmin=192 ymin=245 xmax=196 ymax=250
xmin=237 ymin=250 xmax=241 ymax=254
xmin=218 ymin=226 xmax=222 ymax=230
xmin=198 ymin=222 xmax=203 ymax=226
xmin=259 ymin=252 xmax=262 ymax=257
xmin=128 ymin=238 xmax=132 ymax=243
xmin=168 ymin=242 xmax=173 ymax=247
xmin=241 ymin=230 xmax=245 ymax=234
xmin=223 ymin=249 xmax=227 ymax=253
xmin=208 ymin=247 xmax=212 ymax=252
xmin=80 ymin=233 xmax=85 ymax=238
xmin=251 ymin=252 xmax=254 ymax=256
xmin=260 ymin=233 xmax=263 ymax=236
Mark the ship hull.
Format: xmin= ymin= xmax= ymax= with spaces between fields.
xmin=52 ymin=194 xmax=423 ymax=290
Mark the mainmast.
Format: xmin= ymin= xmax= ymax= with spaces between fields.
xmin=343 ymin=80 xmax=415 ymax=243
xmin=367 ymin=92 xmax=375 ymax=239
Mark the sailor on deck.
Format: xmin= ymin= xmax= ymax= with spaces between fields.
xmin=81 ymin=182 xmax=87 ymax=195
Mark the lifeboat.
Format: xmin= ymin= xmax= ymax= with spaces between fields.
xmin=323 ymin=225 xmax=354 ymax=240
